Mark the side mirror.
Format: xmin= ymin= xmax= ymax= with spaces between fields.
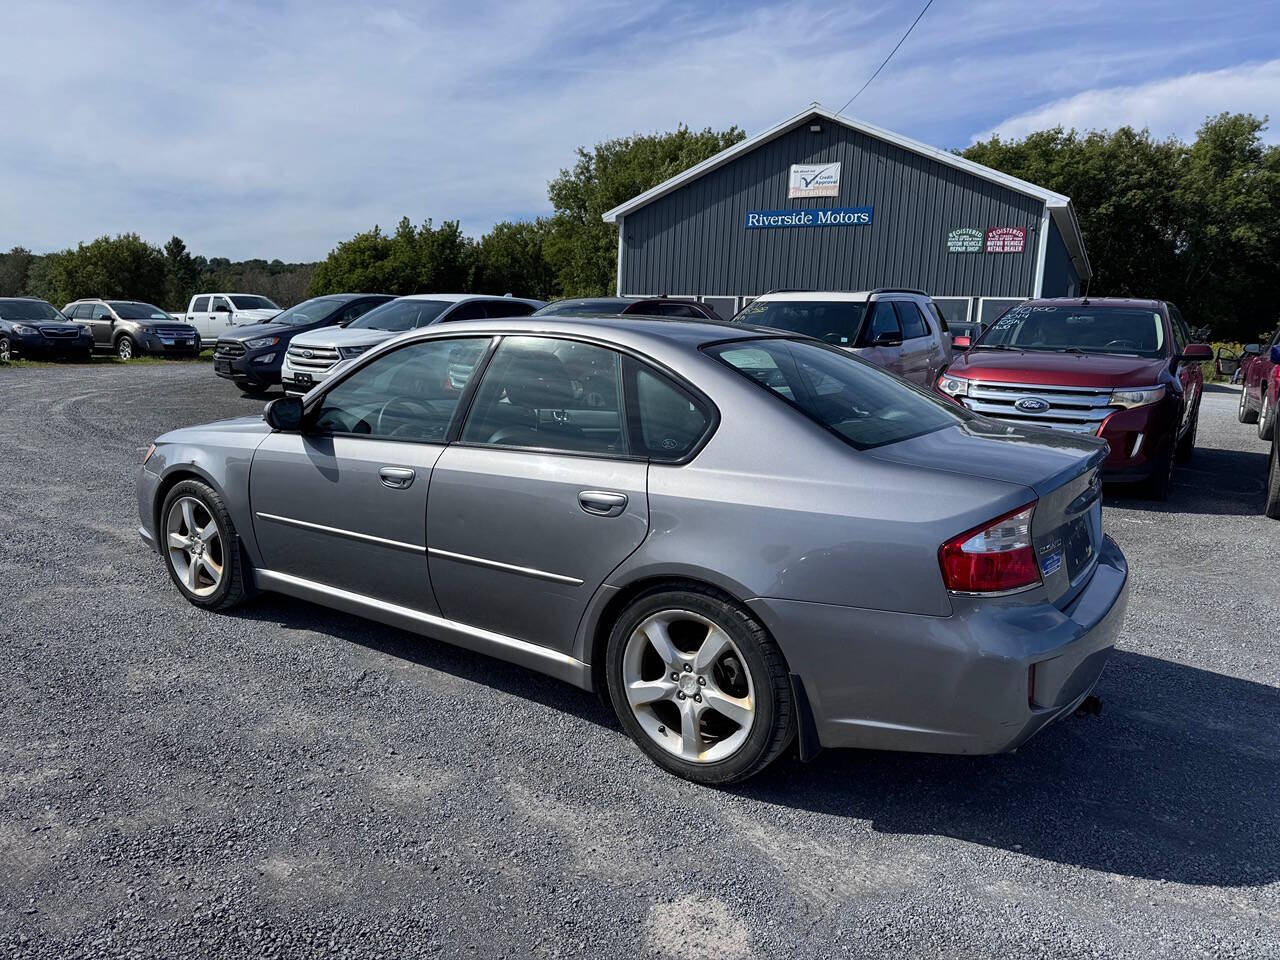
xmin=1271 ymin=345 xmax=1280 ymax=365
xmin=1243 ymin=343 xmax=1262 ymax=356
xmin=872 ymin=330 xmax=903 ymax=347
xmin=264 ymin=396 xmax=303 ymax=431
xmin=1180 ymin=343 xmax=1214 ymax=362
xmin=213 ymin=304 xmax=230 ymax=314
xmin=952 ymin=335 xmax=971 ymax=350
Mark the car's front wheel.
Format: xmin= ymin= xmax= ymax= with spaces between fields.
xmin=605 ymin=585 xmax=795 ymax=785
xmin=1176 ymin=405 xmax=1198 ymax=463
xmin=1259 ymin=388 xmax=1274 ymax=441
xmin=116 ymin=335 xmax=138 ymax=360
xmin=160 ymin=480 xmax=250 ymax=610
xmin=0 ymin=337 xmax=11 ymax=363
xmin=1239 ymin=385 xmax=1259 ymax=424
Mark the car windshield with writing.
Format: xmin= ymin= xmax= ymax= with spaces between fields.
xmin=707 ymin=337 xmax=963 ymax=449
xmin=346 ymin=299 xmax=451 ymax=332
xmin=977 ymin=305 xmax=1166 ymax=358
xmin=0 ymin=299 xmax=65 ymax=322
xmin=732 ymin=300 xmax=867 ymax=347
xmin=108 ymin=302 xmax=171 ymax=320
xmin=268 ymin=297 xmax=345 ymax=325
xmin=229 ymin=295 xmax=279 ymax=310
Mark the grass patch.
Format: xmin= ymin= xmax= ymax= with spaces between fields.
xmin=3 ymin=349 xmax=213 ymax=370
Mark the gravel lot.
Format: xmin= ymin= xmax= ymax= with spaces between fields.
xmin=1 ymin=362 xmax=1276 ymax=959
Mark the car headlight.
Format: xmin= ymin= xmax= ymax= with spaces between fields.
xmin=1109 ymin=385 xmax=1166 ymax=409
xmin=246 ymin=336 xmax=279 ymax=349
xmin=338 ymin=345 xmax=370 ymax=359
xmin=11 ymin=323 xmax=37 ymax=335
xmin=937 ymin=373 xmax=969 ymax=398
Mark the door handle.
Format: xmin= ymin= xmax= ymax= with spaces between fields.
xmin=379 ymin=466 xmax=416 ymax=489
xmin=578 ymin=490 xmax=627 ymax=517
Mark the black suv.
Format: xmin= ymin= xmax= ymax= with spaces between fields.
xmin=213 ymin=293 xmax=393 ymax=394
xmin=64 ymin=299 xmax=200 ymax=359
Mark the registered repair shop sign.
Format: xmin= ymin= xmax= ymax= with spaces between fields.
xmin=788 ymin=162 xmax=841 ymax=198
xmin=947 ymin=228 xmax=982 ymax=253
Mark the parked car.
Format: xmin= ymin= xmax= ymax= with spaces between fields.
xmin=280 ymin=294 xmax=543 ymax=394
xmin=535 ymin=297 xmax=724 ymax=320
xmin=732 ymin=289 xmax=952 ymax=388
xmin=182 ymin=293 xmax=281 ymax=346
xmin=63 ymin=299 xmax=199 ymax=359
xmin=936 ymin=298 xmax=1212 ymax=499
xmin=213 ymin=294 xmax=393 ymax=395
xmin=138 ymin=315 xmax=1127 ymax=785
xmin=0 ymin=297 xmax=93 ymax=362
xmin=948 ymin=320 xmax=983 ymax=350
xmin=1238 ymin=327 xmax=1280 ymax=439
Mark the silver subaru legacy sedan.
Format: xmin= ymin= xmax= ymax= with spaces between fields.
xmin=138 ymin=316 xmax=1129 ymax=785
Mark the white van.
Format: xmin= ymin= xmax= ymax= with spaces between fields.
xmin=183 ymin=293 xmax=281 ymax=346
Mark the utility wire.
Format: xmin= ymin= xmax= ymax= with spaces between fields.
xmin=836 ymin=0 xmax=936 ymax=116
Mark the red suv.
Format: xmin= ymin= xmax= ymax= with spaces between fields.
xmin=1238 ymin=327 xmax=1280 ymax=440
xmin=936 ymin=298 xmax=1212 ymax=499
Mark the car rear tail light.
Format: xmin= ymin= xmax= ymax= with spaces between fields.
xmin=939 ymin=503 xmax=1041 ymax=594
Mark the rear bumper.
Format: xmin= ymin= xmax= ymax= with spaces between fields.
xmin=749 ymin=535 xmax=1129 ymax=754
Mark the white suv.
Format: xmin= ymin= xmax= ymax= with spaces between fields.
xmin=733 ymin=289 xmax=952 ymax=387
xmin=281 ymin=294 xmax=544 ymax=394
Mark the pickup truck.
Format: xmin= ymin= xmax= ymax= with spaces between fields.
xmin=182 ymin=293 xmax=281 ymax=346
xmin=1237 ymin=327 xmax=1280 ymax=440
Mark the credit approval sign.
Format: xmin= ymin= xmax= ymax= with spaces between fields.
xmin=788 ymin=162 xmax=841 ymax=198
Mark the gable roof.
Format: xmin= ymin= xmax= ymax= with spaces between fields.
xmin=602 ymin=105 xmax=1091 ymax=282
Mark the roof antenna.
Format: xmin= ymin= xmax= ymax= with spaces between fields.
xmin=1080 ymin=275 xmax=1091 ymax=305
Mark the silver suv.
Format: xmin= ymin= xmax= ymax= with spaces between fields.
xmin=734 ymin=289 xmax=952 ymax=387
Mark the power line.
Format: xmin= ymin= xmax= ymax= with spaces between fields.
xmin=836 ymin=0 xmax=936 ymax=116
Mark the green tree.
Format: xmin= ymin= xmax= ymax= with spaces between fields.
xmin=31 ymin=233 xmax=168 ymax=306
xmin=163 ymin=236 xmax=199 ymax=309
xmin=544 ymin=124 xmax=746 ymax=297
xmin=0 ymin=246 xmax=34 ymax=297
xmin=310 ymin=217 xmax=477 ymax=296
xmin=472 ymin=219 xmax=556 ymax=299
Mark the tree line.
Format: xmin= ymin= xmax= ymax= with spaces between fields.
xmin=1 ymin=114 xmax=1275 ymax=338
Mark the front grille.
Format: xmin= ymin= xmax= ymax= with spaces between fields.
xmin=40 ymin=326 xmax=79 ymax=339
xmin=215 ymin=340 xmax=247 ymax=360
xmin=960 ymin=380 xmax=1113 ymax=434
xmin=154 ymin=325 xmax=195 ymax=340
xmin=286 ymin=344 xmax=340 ymax=371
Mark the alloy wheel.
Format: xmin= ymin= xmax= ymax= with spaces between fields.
xmin=0 ymin=338 xmax=10 ymax=363
xmin=621 ymin=610 xmax=756 ymax=764
xmin=1261 ymin=392 xmax=1272 ymax=439
xmin=117 ymin=337 xmax=134 ymax=360
xmin=165 ymin=496 xmax=224 ymax=597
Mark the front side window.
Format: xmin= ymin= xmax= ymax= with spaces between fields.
xmin=91 ymin=304 xmax=113 ymax=320
xmin=346 ymin=299 xmax=450 ymax=332
xmin=441 ymin=301 xmax=488 ymax=323
xmin=484 ymin=300 xmax=537 ymax=318
xmin=977 ymin=304 xmax=1167 ymax=357
xmin=734 ymin=299 xmax=867 ymax=347
xmin=311 ymin=338 xmax=489 ymax=441
xmin=707 ymin=338 xmax=964 ymax=450
xmin=229 ymin=295 xmax=279 ymax=310
xmin=895 ymin=301 xmax=930 ymax=340
xmin=865 ymin=301 xmax=901 ymax=342
xmin=210 ymin=296 xmax=231 ymax=313
xmin=462 ymin=336 xmax=626 ymax=456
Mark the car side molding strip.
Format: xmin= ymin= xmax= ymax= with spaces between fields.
xmin=255 ymin=568 xmax=593 ymax=690
xmin=426 ymin=547 xmax=585 ymax=586
xmin=255 ymin=512 xmax=425 ymax=554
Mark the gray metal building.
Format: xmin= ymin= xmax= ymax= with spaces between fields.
xmin=603 ymin=106 xmax=1091 ymax=327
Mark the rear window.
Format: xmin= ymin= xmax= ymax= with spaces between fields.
xmin=706 ymin=338 xmax=964 ymax=450
xmin=733 ymin=300 xmax=867 ymax=347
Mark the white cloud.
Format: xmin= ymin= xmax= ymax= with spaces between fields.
xmin=974 ymin=59 xmax=1280 ymax=144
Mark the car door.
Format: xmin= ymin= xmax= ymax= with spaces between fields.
xmin=87 ymin=303 xmax=114 ymax=347
xmin=1166 ymin=306 xmax=1198 ymax=434
xmin=187 ymin=296 xmax=211 ymax=340
xmin=426 ymin=335 xmax=649 ymax=653
xmin=892 ymin=300 xmax=936 ymax=385
xmin=249 ymin=336 xmax=492 ymax=611
xmin=853 ymin=299 xmax=905 ymax=375
xmin=208 ymin=296 xmax=234 ymax=338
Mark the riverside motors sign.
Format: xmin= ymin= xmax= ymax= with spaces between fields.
xmin=788 ymin=162 xmax=841 ymax=198
xmin=745 ymin=207 xmax=873 ymax=229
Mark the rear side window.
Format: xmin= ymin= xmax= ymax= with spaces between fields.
xmin=734 ymin=299 xmax=867 ymax=347
xmin=441 ymin=301 xmax=488 ymax=323
xmin=625 ymin=360 xmax=711 ymax=461
xmin=707 ymin=338 xmax=964 ymax=450
xmin=484 ymin=300 xmax=536 ymax=318
xmin=927 ymin=300 xmax=950 ymax=333
xmin=895 ymin=301 xmax=930 ymax=340
xmin=191 ymin=297 xmax=210 ymax=312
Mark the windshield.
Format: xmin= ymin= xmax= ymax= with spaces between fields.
xmin=267 ymin=296 xmax=344 ymax=325
xmin=346 ymin=299 xmax=450 ymax=332
xmin=0 ymin=299 xmax=65 ymax=322
xmin=977 ymin=304 xmax=1167 ymax=357
xmin=534 ymin=299 xmax=629 ymax=316
xmin=229 ymin=295 xmax=279 ymax=310
xmin=732 ymin=300 xmax=867 ymax=347
xmin=707 ymin=338 xmax=964 ymax=450
xmin=108 ymin=301 xmax=171 ymax=320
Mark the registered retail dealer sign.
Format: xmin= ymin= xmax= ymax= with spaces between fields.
xmin=986 ymin=226 xmax=1027 ymax=253
xmin=745 ymin=207 xmax=873 ymax=229
xmin=788 ymin=162 xmax=841 ymax=198
xmin=947 ymin=228 xmax=982 ymax=253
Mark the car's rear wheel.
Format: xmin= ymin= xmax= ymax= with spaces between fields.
xmin=1266 ymin=434 xmax=1280 ymax=520
xmin=1239 ymin=386 xmax=1259 ymax=423
xmin=605 ymin=585 xmax=795 ymax=785
xmin=1144 ymin=445 xmax=1175 ymax=501
xmin=160 ymin=480 xmax=250 ymax=610
xmin=1258 ymin=389 xmax=1274 ymax=441
xmin=116 ymin=335 xmax=138 ymax=360
xmin=0 ymin=337 xmax=11 ymax=363
xmin=1176 ymin=405 xmax=1198 ymax=463
xmin=237 ymin=381 xmax=270 ymax=396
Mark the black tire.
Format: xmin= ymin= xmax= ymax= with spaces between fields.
xmin=159 ymin=479 xmax=252 ymax=611
xmin=605 ymin=584 xmax=795 ymax=785
xmin=1144 ymin=445 xmax=1175 ymax=501
xmin=0 ymin=336 xmax=12 ymax=363
xmin=116 ymin=334 xmax=139 ymax=360
xmin=1175 ymin=405 xmax=1198 ymax=463
xmin=1266 ymin=434 xmax=1280 ymax=520
xmin=237 ymin=381 xmax=270 ymax=397
xmin=1259 ymin=389 xmax=1274 ymax=441
xmin=1239 ymin=386 xmax=1259 ymax=424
